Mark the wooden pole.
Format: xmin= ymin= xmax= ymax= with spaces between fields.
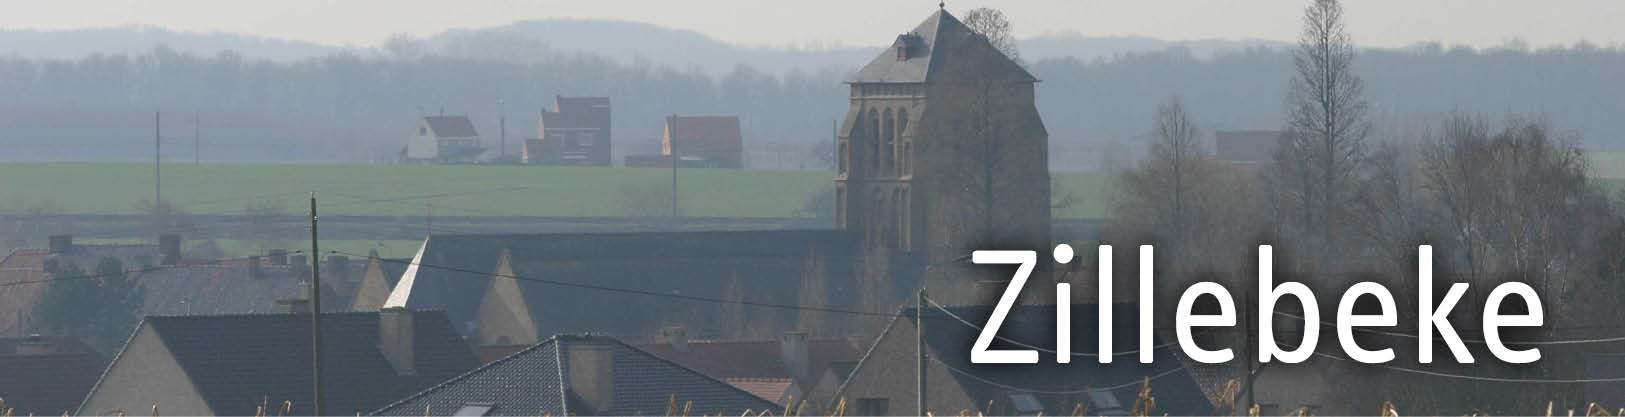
xmin=310 ymin=193 xmax=325 ymax=416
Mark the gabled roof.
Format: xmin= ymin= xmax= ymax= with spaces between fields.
xmin=0 ymin=337 xmax=106 ymax=416
xmin=383 ymin=230 xmax=861 ymax=334
xmin=850 ymin=9 xmax=1036 ymax=84
xmin=372 ymin=334 xmax=778 ymax=416
xmin=424 ymin=116 xmax=479 ymax=138
xmin=836 ymin=303 xmax=1211 ymax=416
xmin=108 ymin=311 xmax=477 ymax=416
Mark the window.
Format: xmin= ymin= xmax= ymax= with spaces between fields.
xmin=419 ymin=127 xmax=427 ymax=136
xmin=856 ymin=398 xmax=889 ymax=416
xmin=1009 ymin=393 xmax=1044 ymax=415
xmin=453 ymin=404 xmax=495 ymax=416
xmin=868 ymin=109 xmax=880 ymax=172
xmin=578 ymin=132 xmax=596 ymax=147
xmin=883 ymin=108 xmax=895 ymax=174
xmin=838 ymin=142 xmax=849 ymax=174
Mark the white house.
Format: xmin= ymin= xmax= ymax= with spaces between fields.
xmin=406 ymin=115 xmax=483 ymax=163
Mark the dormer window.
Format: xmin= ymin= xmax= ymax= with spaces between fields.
xmin=896 ymin=46 xmax=906 ymax=61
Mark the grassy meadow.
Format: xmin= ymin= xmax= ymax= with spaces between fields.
xmin=0 ymin=163 xmax=1115 ymax=219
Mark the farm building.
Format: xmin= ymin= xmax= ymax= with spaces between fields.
xmin=626 ymin=115 xmax=746 ymax=168
xmin=525 ymin=96 xmax=612 ymax=166
xmin=405 ymin=115 xmax=484 ymax=164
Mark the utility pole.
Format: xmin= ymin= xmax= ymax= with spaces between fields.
xmin=832 ymin=120 xmax=838 ymax=172
xmin=155 ymin=111 xmax=161 ymax=208
xmin=426 ymin=204 xmax=432 ymax=235
xmin=309 ymin=192 xmax=325 ymax=417
xmin=669 ymin=114 xmax=679 ymax=217
xmin=194 ymin=111 xmax=200 ymax=164
xmin=498 ymin=99 xmax=506 ymax=160
xmin=916 ymin=289 xmax=927 ymax=416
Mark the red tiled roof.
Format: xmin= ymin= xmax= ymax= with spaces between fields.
xmin=726 ymin=378 xmax=795 ymax=404
xmin=0 ymin=249 xmax=51 ymax=336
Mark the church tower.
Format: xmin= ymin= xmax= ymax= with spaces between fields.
xmin=836 ymin=8 xmax=1050 ymax=266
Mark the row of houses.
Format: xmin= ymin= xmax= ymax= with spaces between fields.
xmin=405 ymin=97 xmax=744 ymax=169
xmin=0 ymin=233 xmax=1214 ymax=416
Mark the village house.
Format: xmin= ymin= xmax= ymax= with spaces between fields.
xmin=0 ymin=335 xmax=107 ymax=416
xmin=828 ymin=303 xmax=1213 ymax=416
xmin=405 ymin=115 xmax=484 ymax=164
xmin=370 ymin=334 xmax=779 ymax=416
xmin=350 ymin=250 xmax=409 ymax=311
xmin=524 ymin=96 xmax=612 ymax=166
xmin=78 ymin=309 xmax=478 ymax=416
xmin=626 ymin=115 xmax=745 ymax=168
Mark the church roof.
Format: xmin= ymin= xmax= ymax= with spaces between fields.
xmin=850 ymin=9 xmax=1036 ymax=84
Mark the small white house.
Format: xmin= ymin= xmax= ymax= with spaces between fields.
xmin=406 ymin=116 xmax=483 ymax=163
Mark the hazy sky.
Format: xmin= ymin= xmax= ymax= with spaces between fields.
xmin=3 ymin=0 xmax=1621 ymax=49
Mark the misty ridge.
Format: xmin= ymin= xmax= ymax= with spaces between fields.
xmin=0 ymin=20 xmax=1621 ymax=165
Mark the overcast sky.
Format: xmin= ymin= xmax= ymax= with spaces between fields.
xmin=3 ymin=0 xmax=1621 ymax=49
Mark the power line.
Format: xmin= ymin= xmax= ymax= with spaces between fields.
xmin=1275 ymin=311 xmax=1625 ymax=345
xmin=1300 ymin=345 xmax=1625 ymax=384
xmin=933 ymin=355 xmax=1188 ymax=394
xmin=339 ymin=251 xmax=901 ymax=318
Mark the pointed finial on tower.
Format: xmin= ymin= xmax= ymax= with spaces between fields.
xmin=939 ymin=1 xmax=945 ymax=9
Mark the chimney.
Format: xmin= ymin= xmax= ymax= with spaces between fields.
xmin=298 ymin=280 xmax=313 ymax=300
xmin=158 ymin=234 xmax=181 ymax=265
xmin=780 ymin=331 xmax=810 ymax=382
xmin=379 ymin=307 xmax=416 ymax=375
xmin=290 ymin=254 xmax=308 ymax=275
xmin=48 ymin=235 xmax=73 ymax=254
xmin=660 ymin=326 xmax=688 ymax=352
xmin=268 ymin=249 xmax=289 ymax=266
xmin=16 ymin=334 xmax=50 ymax=355
xmin=248 ymin=256 xmax=262 ymax=278
xmin=567 ymin=338 xmax=615 ymax=413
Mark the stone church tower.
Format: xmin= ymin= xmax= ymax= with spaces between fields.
xmin=837 ymin=8 xmax=1051 ymax=292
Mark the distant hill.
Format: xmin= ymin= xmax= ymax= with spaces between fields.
xmin=0 ymin=20 xmax=1291 ymax=74
xmin=0 ymin=26 xmax=349 ymax=61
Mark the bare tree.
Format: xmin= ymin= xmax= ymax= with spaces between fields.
xmin=1273 ymin=0 xmax=1370 ymax=267
xmin=960 ymin=8 xmax=1021 ymax=64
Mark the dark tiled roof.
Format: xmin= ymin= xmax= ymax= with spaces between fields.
xmin=0 ymin=337 xmax=106 ymax=416
xmin=1587 ymin=353 xmax=1625 ymax=402
xmin=424 ymin=116 xmax=479 ymax=138
xmin=373 ymin=334 xmax=778 ymax=416
xmin=851 ymin=9 xmax=1036 ymax=84
xmin=882 ymin=304 xmax=1211 ymax=416
xmin=636 ymin=338 xmax=862 ymax=381
xmin=131 ymin=311 xmax=477 ymax=416
xmin=387 ymin=230 xmax=861 ymax=334
xmin=133 ymin=259 xmax=356 ymax=316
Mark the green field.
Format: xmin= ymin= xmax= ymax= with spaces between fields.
xmin=0 ymin=163 xmax=1115 ymax=219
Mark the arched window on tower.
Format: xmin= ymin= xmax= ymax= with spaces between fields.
xmin=883 ymin=108 xmax=895 ymax=174
xmin=867 ymin=108 xmax=881 ymax=173
xmin=897 ymin=108 xmax=909 ymax=173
